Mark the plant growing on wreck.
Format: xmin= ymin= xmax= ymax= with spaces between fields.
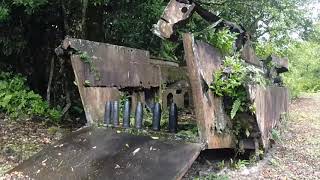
xmin=79 ymin=51 xmax=101 ymax=81
xmin=209 ymin=55 xmax=248 ymax=119
xmin=209 ymin=53 xmax=268 ymax=142
xmin=210 ymin=55 xmax=267 ymax=119
xmin=196 ymin=27 xmax=238 ymax=55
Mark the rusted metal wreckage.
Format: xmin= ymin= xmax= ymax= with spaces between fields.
xmin=153 ymin=0 xmax=289 ymax=149
xmin=8 ymin=1 xmax=289 ymax=179
xmin=61 ymin=37 xmax=193 ymax=125
xmin=61 ymin=0 xmax=288 ymax=150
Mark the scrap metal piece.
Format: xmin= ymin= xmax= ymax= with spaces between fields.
xmin=169 ymin=103 xmax=178 ymax=133
xmin=104 ymin=101 xmax=112 ymax=126
xmin=8 ymin=128 xmax=202 ymax=180
xmin=183 ymin=33 xmax=234 ymax=149
xmin=123 ymin=100 xmax=131 ymax=128
xmin=254 ymin=86 xmax=289 ymax=148
xmin=135 ymin=102 xmax=144 ymax=129
xmin=152 ymin=0 xmax=196 ymax=39
xmin=152 ymin=103 xmax=162 ymax=131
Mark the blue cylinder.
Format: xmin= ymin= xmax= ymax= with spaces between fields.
xmin=152 ymin=103 xmax=161 ymax=131
xmin=113 ymin=101 xmax=120 ymax=127
xmin=104 ymin=101 xmax=112 ymax=126
xmin=123 ymin=100 xmax=131 ymax=128
xmin=135 ymin=102 xmax=143 ymax=129
xmin=169 ymin=103 xmax=178 ymax=133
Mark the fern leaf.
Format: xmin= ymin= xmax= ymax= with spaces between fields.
xmin=231 ymin=99 xmax=241 ymax=119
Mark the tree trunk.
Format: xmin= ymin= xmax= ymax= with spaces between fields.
xmin=80 ymin=0 xmax=88 ymax=38
xmin=47 ymin=56 xmax=55 ymax=104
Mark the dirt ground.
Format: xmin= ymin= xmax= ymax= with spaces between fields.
xmin=0 ymin=117 xmax=69 ymax=177
xmin=1 ymin=94 xmax=320 ymax=179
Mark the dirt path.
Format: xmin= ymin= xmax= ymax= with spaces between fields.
xmin=224 ymin=93 xmax=320 ymax=179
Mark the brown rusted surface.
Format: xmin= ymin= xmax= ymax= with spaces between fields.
xmin=9 ymin=128 xmax=202 ymax=180
xmin=64 ymin=38 xmax=160 ymax=88
xmin=71 ymin=55 xmax=120 ymax=125
xmin=152 ymin=0 xmax=196 ymax=39
xmin=183 ymin=33 xmax=234 ymax=149
xmin=241 ymin=40 xmax=262 ymax=67
xmin=254 ymin=86 xmax=289 ymax=148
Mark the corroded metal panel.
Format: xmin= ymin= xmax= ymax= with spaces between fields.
xmin=9 ymin=128 xmax=202 ymax=180
xmin=254 ymin=86 xmax=289 ymax=148
xmin=241 ymin=40 xmax=262 ymax=67
xmin=152 ymin=0 xmax=196 ymax=39
xmin=71 ymin=55 xmax=120 ymax=125
xmin=64 ymin=38 xmax=160 ymax=88
xmin=183 ymin=33 xmax=234 ymax=149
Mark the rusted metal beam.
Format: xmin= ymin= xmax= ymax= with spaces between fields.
xmin=183 ymin=33 xmax=234 ymax=149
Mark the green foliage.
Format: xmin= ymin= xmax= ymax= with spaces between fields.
xmin=159 ymin=40 xmax=179 ymax=62
xmin=283 ymin=41 xmax=320 ymax=97
xmin=119 ymin=92 xmax=129 ymax=119
xmin=79 ymin=51 xmax=101 ymax=81
xmin=196 ymin=28 xmax=238 ymax=55
xmin=209 ymin=56 xmax=248 ymax=119
xmin=0 ymin=0 xmax=48 ymax=17
xmin=230 ymin=99 xmax=241 ymax=120
xmin=271 ymin=129 xmax=281 ymax=141
xmin=176 ymin=125 xmax=199 ymax=140
xmin=79 ymin=51 xmax=91 ymax=63
xmin=103 ymin=0 xmax=166 ymax=53
xmin=255 ymin=42 xmax=288 ymax=59
xmin=232 ymin=159 xmax=250 ymax=170
xmin=0 ymin=6 xmax=9 ymax=22
xmin=210 ymin=56 xmax=247 ymax=98
xmin=200 ymin=0 xmax=314 ymax=43
xmin=210 ymin=55 xmax=267 ymax=118
xmin=194 ymin=174 xmax=229 ymax=180
xmin=0 ymin=72 xmax=61 ymax=122
xmin=90 ymin=0 xmax=110 ymax=6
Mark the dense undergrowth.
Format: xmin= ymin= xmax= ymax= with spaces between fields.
xmin=256 ymin=40 xmax=320 ymax=98
xmin=0 ymin=72 xmax=61 ymax=122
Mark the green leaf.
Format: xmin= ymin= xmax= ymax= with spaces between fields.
xmin=245 ymin=129 xmax=250 ymax=137
xmin=230 ymin=99 xmax=241 ymax=119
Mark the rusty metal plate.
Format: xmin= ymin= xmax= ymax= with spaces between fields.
xmin=8 ymin=128 xmax=202 ymax=180
xmin=183 ymin=33 xmax=234 ymax=149
xmin=153 ymin=0 xmax=195 ymax=39
xmin=241 ymin=40 xmax=262 ymax=67
xmin=254 ymin=86 xmax=289 ymax=148
xmin=194 ymin=40 xmax=223 ymax=84
xmin=65 ymin=38 xmax=160 ymax=88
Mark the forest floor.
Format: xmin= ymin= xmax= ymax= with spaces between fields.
xmin=0 ymin=94 xmax=320 ymax=179
xmin=0 ymin=118 xmax=71 ymax=177
xmin=185 ymin=93 xmax=320 ymax=179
